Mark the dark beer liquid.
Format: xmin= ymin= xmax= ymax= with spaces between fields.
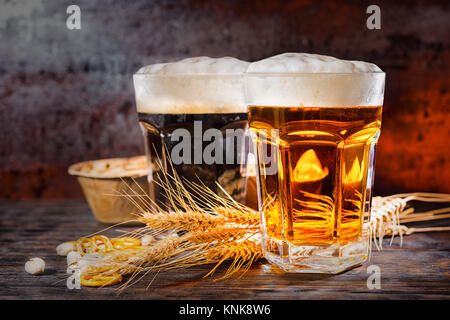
xmin=138 ymin=112 xmax=248 ymax=209
xmin=248 ymin=106 xmax=382 ymax=246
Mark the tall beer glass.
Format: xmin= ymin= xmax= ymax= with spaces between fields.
xmin=246 ymin=72 xmax=385 ymax=273
xmin=133 ymin=64 xmax=251 ymax=209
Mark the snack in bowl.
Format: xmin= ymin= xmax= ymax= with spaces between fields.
xmin=68 ymin=156 xmax=150 ymax=224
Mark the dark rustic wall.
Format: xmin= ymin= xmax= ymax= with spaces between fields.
xmin=0 ymin=0 xmax=449 ymax=199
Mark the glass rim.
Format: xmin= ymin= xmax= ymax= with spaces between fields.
xmin=244 ymin=71 xmax=385 ymax=77
xmin=133 ymin=71 xmax=385 ymax=77
xmin=133 ymin=73 xmax=245 ymax=78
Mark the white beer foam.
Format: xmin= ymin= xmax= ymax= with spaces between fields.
xmin=247 ymin=53 xmax=382 ymax=73
xmin=134 ymin=57 xmax=250 ymax=114
xmin=246 ymin=53 xmax=385 ymax=107
xmin=137 ymin=56 xmax=250 ymax=75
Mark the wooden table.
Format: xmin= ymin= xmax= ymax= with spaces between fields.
xmin=1 ymin=200 xmax=449 ymax=300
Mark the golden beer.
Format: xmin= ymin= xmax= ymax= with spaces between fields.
xmin=248 ymin=106 xmax=382 ymax=247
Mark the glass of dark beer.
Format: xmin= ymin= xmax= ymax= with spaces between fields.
xmin=245 ymin=56 xmax=385 ymax=273
xmin=133 ymin=58 xmax=251 ymax=209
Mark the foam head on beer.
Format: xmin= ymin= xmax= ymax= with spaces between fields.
xmin=134 ymin=56 xmax=250 ymax=114
xmin=245 ymin=53 xmax=385 ymax=107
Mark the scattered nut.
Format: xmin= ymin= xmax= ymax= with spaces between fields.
xmin=140 ymin=234 xmax=155 ymax=246
xmin=25 ymin=257 xmax=45 ymax=275
xmin=67 ymin=251 xmax=82 ymax=266
xmin=56 ymin=242 xmax=75 ymax=256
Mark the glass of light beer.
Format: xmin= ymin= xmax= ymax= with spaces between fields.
xmin=133 ymin=57 xmax=251 ymax=209
xmin=245 ymin=54 xmax=385 ymax=273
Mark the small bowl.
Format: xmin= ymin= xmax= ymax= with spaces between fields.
xmin=68 ymin=156 xmax=149 ymax=224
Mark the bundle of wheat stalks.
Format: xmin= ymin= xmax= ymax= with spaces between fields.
xmin=61 ymin=165 xmax=450 ymax=289
xmin=370 ymin=193 xmax=450 ymax=249
xmin=64 ymin=168 xmax=262 ymax=289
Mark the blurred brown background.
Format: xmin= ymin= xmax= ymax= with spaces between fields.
xmin=0 ymin=0 xmax=449 ymax=199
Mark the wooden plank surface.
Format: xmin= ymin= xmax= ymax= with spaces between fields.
xmin=0 ymin=200 xmax=449 ymax=300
